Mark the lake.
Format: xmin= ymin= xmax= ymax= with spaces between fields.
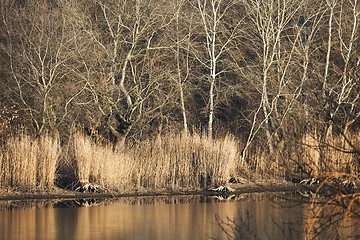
xmin=0 ymin=192 xmax=358 ymax=240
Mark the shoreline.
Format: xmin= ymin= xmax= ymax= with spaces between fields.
xmin=0 ymin=181 xmax=299 ymax=201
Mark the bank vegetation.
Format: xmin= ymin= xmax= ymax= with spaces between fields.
xmin=0 ymin=0 xmax=359 ymax=193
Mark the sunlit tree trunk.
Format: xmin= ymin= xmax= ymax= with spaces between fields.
xmin=323 ymin=0 xmax=337 ymax=141
xmin=175 ymin=0 xmax=189 ymax=133
xmin=195 ymin=0 xmax=237 ymax=137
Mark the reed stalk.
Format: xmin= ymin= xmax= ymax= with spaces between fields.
xmin=70 ymin=131 xmax=240 ymax=191
xmin=0 ymin=132 xmax=59 ymax=190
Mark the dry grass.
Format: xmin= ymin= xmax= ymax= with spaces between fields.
xmin=1 ymin=128 xmax=358 ymax=192
xmin=0 ymin=133 xmax=37 ymax=189
xmin=132 ymin=132 xmax=239 ymax=190
xmin=69 ymin=131 xmax=240 ymax=191
xmin=322 ymin=134 xmax=357 ymax=174
xmin=71 ymin=132 xmax=133 ymax=191
xmin=299 ymin=132 xmax=358 ymax=177
xmin=0 ymin=132 xmax=60 ymax=190
xmin=0 ymin=131 xmax=241 ymax=192
xmin=301 ymin=133 xmax=321 ymax=176
xmin=239 ymin=129 xmax=360 ymax=182
xmin=37 ymin=133 xmax=61 ymax=188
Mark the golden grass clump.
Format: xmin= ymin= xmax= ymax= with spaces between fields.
xmin=299 ymin=131 xmax=359 ymax=176
xmin=1 ymin=133 xmax=37 ymax=189
xmin=37 ymin=133 xmax=61 ymax=188
xmin=233 ymin=129 xmax=359 ymax=180
xmin=128 ymin=132 xmax=239 ymax=190
xmin=0 ymin=132 xmax=60 ymax=190
xmin=322 ymin=134 xmax=357 ymax=174
xmin=70 ymin=131 xmax=240 ymax=191
xmin=72 ymin=132 xmax=93 ymax=183
xmin=301 ymin=133 xmax=321 ymax=176
xmin=71 ymin=132 xmax=134 ymax=191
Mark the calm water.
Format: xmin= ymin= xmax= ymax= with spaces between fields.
xmin=0 ymin=192 xmax=358 ymax=240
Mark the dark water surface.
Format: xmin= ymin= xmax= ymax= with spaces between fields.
xmin=0 ymin=192 xmax=358 ymax=240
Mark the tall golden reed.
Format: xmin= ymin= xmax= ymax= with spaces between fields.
xmin=1 ymin=129 xmax=358 ymax=192
xmin=37 ymin=133 xmax=61 ymax=188
xmin=70 ymin=131 xmax=239 ymax=191
xmin=71 ymin=132 xmax=133 ymax=191
xmin=131 ymin=132 xmax=239 ymax=190
xmin=0 ymin=132 xmax=60 ymax=190
xmin=300 ymin=132 xmax=358 ymax=176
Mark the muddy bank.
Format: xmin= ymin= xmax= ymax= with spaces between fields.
xmin=0 ymin=180 xmax=299 ymax=201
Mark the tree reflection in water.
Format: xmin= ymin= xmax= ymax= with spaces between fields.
xmin=215 ymin=191 xmax=360 ymax=240
xmin=0 ymin=192 xmax=359 ymax=239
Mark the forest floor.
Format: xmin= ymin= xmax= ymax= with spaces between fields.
xmin=0 ymin=178 xmax=299 ymax=201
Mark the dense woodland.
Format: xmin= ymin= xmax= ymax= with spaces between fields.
xmin=0 ymin=0 xmax=359 ymax=178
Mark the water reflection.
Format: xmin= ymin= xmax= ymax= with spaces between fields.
xmin=0 ymin=193 xmax=358 ymax=240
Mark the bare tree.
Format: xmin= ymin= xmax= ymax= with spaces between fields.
xmin=326 ymin=0 xmax=359 ymax=135
xmin=0 ymin=0 xmax=87 ymax=134
xmin=69 ymin=0 xmax=176 ymax=143
xmin=192 ymin=0 xmax=239 ymax=137
xmin=172 ymin=0 xmax=192 ymax=133
xmin=234 ymin=0 xmax=306 ymax=162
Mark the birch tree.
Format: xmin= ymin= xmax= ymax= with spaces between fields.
xmin=172 ymin=0 xmax=192 ymax=133
xmin=193 ymin=0 xmax=239 ymax=137
xmin=326 ymin=0 xmax=359 ymax=135
xmin=301 ymin=0 xmax=359 ymax=140
xmin=234 ymin=0 xmax=306 ymax=162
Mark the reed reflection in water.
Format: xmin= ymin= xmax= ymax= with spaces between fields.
xmin=0 ymin=193 xmax=352 ymax=240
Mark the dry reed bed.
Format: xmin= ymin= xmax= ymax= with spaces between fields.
xmin=71 ymin=132 xmax=239 ymax=191
xmin=71 ymin=132 xmax=133 ymax=191
xmin=300 ymin=132 xmax=359 ymax=176
xmin=0 ymin=130 xmax=359 ymax=192
xmin=250 ymin=132 xmax=360 ymax=178
xmin=0 ymin=133 xmax=60 ymax=190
